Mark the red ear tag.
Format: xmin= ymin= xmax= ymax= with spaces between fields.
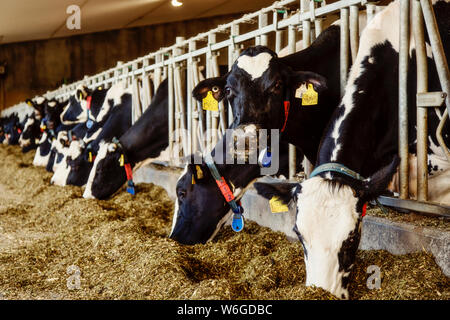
xmin=86 ymin=96 xmax=92 ymax=110
xmin=17 ymin=128 xmax=22 ymax=134
xmin=362 ymin=203 xmax=367 ymax=217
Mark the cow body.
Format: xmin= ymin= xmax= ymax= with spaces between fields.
xmin=255 ymin=0 xmax=450 ymax=299
xmin=83 ymin=79 xmax=169 ymax=199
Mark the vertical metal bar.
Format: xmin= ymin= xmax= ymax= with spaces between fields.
xmin=187 ymin=40 xmax=196 ymax=155
xmin=413 ymin=0 xmax=428 ymax=202
xmin=349 ymin=5 xmax=359 ymax=64
xmin=420 ymin=0 xmax=450 ymax=120
xmin=259 ymin=13 xmax=269 ymax=46
xmin=314 ymin=18 xmax=323 ymax=38
xmin=168 ymin=57 xmax=174 ymax=163
xmin=288 ymin=24 xmax=297 ymax=180
xmin=228 ymin=24 xmax=240 ymax=126
xmin=274 ymin=11 xmax=283 ymax=54
xmin=340 ymin=7 xmax=349 ymax=98
xmin=366 ymin=3 xmax=376 ymax=23
xmin=301 ymin=0 xmax=311 ymax=48
xmin=399 ymin=0 xmax=410 ymax=199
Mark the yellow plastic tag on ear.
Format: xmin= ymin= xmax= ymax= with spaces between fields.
xmin=202 ymin=91 xmax=219 ymax=111
xmin=192 ymin=174 xmax=196 ymax=185
xmin=119 ymin=154 xmax=124 ymax=167
xmin=269 ymin=196 xmax=289 ymax=213
xmin=195 ymin=165 xmax=203 ymax=179
xmin=27 ymin=101 xmax=32 ymax=106
xmin=88 ymin=152 xmax=93 ymax=163
xmin=301 ymin=83 xmax=318 ymax=106
xmin=79 ymin=93 xmax=83 ymax=100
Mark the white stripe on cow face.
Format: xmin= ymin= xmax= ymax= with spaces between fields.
xmin=295 ymin=177 xmax=360 ymax=300
xmin=51 ymin=140 xmax=83 ymax=186
xmin=236 ymin=52 xmax=273 ymax=80
xmin=33 ymin=133 xmax=51 ymax=167
xmin=83 ymin=140 xmax=110 ymax=199
xmin=96 ymin=81 xmax=130 ymax=122
xmin=169 ymin=164 xmax=188 ymax=237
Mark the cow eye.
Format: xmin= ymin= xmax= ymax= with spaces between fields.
xmin=225 ymin=87 xmax=233 ymax=98
xmin=212 ymin=86 xmax=220 ymax=93
xmin=272 ymin=80 xmax=283 ymax=93
xmin=178 ymin=189 xmax=186 ymax=201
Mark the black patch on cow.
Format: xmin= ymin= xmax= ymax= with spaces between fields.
xmin=337 ymin=222 xmax=361 ymax=273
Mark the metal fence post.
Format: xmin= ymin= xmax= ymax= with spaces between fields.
xmin=340 ymin=7 xmax=349 ymax=98
xmin=288 ymin=24 xmax=297 ymax=180
xmin=349 ymin=5 xmax=359 ymax=63
xmin=413 ymin=0 xmax=428 ymax=202
xmin=399 ymin=0 xmax=410 ymax=200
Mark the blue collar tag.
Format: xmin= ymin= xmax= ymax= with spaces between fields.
xmin=258 ymin=148 xmax=272 ymax=168
xmin=126 ymin=180 xmax=135 ymax=195
xmin=86 ymin=119 xmax=94 ymax=129
xmin=231 ymin=213 xmax=244 ymax=232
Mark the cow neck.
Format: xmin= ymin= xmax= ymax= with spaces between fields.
xmin=112 ymin=137 xmax=136 ymax=195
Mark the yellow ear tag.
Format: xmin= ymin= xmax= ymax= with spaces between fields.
xmin=27 ymin=101 xmax=32 ymax=106
xmin=88 ymin=152 xmax=93 ymax=163
xmin=202 ymin=91 xmax=219 ymax=111
xmin=195 ymin=165 xmax=204 ymax=179
xmin=192 ymin=174 xmax=196 ymax=185
xmin=79 ymin=93 xmax=83 ymax=100
xmin=269 ymin=196 xmax=289 ymax=213
xmin=301 ymin=83 xmax=318 ymax=106
xmin=119 ymin=154 xmax=124 ymax=167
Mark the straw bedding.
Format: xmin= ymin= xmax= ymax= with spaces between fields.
xmin=0 ymin=145 xmax=448 ymax=300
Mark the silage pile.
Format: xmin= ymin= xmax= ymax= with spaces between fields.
xmin=0 ymin=145 xmax=448 ymax=300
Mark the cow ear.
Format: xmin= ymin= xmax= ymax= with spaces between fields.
xmin=254 ymin=182 xmax=300 ymax=205
xmin=290 ymin=71 xmax=328 ymax=93
xmin=25 ymin=99 xmax=34 ymax=107
xmin=192 ymin=76 xmax=227 ymax=102
xmin=360 ymin=155 xmax=400 ymax=201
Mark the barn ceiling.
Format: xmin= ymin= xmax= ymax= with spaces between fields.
xmin=0 ymin=0 xmax=276 ymax=44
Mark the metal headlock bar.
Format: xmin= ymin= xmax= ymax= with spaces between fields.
xmin=7 ymin=0 xmax=450 ymax=217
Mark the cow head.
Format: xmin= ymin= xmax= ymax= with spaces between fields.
xmin=26 ymin=97 xmax=46 ymax=120
xmin=254 ymin=157 xmax=399 ymax=299
xmin=192 ymin=46 xmax=327 ymax=132
xmin=66 ymin=141 xmax=96 ymax=187
xmin=169 ymin=159 xmax=239 ymax=245
xmin=60 ymin=86 xmax=91 ymax=125
xmin=83 ymin=140 xmax=127 ymax=199
xmin=19 ymin=114 xmax=41 ymax=152
xmin=44 ymin=100 xmax=63 ymax=131
xmin=3 ymin=113 xmax=22 ymax=145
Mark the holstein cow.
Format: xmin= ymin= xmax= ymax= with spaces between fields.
xmin=83 ymin=79 xmax=169 ymax=199
xmin=170 ymin=24 xmax=342 ymax=244
xmin=48 ymin=84 xmax=122 ymax=173
xmin=52 ymin=91 xmax=133 ymax=186
xmin=2 ymin=113 xmax=23 ymax=145
xmin=19 ymin=112 xmax=42 ymax=153
xmin=254 ymin=0 xmax=450 ymax=299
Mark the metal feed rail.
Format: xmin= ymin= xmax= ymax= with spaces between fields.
xmin=6 ymin=0 xmax=450 ymax=217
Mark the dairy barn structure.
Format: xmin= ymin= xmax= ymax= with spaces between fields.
xmin=0 ymin=0 xmax=448 ymax=304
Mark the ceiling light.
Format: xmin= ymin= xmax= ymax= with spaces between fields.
xmin=171 ymin=0 xmax=183 ymax=7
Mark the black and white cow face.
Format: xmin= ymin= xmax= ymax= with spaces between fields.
xmin=26 ymin=97 xmax=46 ymax=120
xmin=44 ymin=100 xmax=63 ymax=130
xmin=83 ymin=141 xmax=127 ymax=199
xmin=3 ymin=114 xmax=22 ymax=145
xmin=60 ymin=86 xmax=91 ymax=125
xmin=254 ymin=157 xmax=399 ymax=299
xmin=19 ymin=114 xmax=41 ymax=152
xmin=170 ymin=162 xmax=233 ymax=245
xmin=193 ymin=46 xmax=327 ymax=131
xmin=66 ymin=142 xmax=96 ymax=186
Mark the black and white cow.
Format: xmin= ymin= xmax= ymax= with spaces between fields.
xmin=50 ymin=83 xmax=131 ymax=182
xmin=254 ymin=0 xmax=450 ymax=299
xmin=19 ymin=112 xmax=42 ymax=153
xmin=2 ymin=113 xmax=23 ymax=145
xmin=170 ymin=24 xmax=342 ymax=244
xmin=52 ymin=90 xmax=133 ymax=186
xmin=83 ymin=79 xmax=169 ymax=199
